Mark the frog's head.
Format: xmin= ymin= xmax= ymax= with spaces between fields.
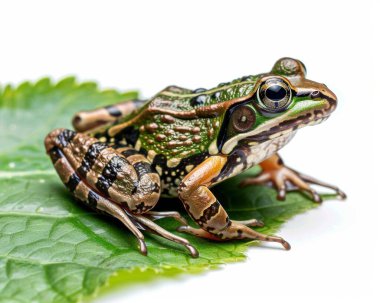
xmin=219 ymin=57 xmax=337 ymax=154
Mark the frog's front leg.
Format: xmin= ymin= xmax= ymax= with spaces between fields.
xmin=44 ymin=128 xmax=198 ymax=257
xmin=240 ymin=154 xmax=346 ymax=202
xmin=177 ymin=156 xmax=290 ymax=250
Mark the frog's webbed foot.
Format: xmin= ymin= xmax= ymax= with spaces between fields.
xmin=240 ymin=157 xmax=346 ymax=203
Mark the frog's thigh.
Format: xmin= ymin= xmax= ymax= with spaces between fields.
xmin=44 ymin=128 xmax=160 ymax=214
xmin=178 ymin=155 xmax=290 ymax=249
xmin=72 ymin=99 xmax=145 ymax=132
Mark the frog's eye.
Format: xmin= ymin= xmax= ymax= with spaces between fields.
xmin=231 ymin=105 xmax=256 ymax=132
xmin=257 ymin=78 xmax=292 ymax=112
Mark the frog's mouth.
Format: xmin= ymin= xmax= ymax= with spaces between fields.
xmin=246 ymin=93 xmax=337 ymax=141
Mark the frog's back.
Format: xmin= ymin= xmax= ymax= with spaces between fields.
xmin=148 ymin=75 xmax=260 ymax=111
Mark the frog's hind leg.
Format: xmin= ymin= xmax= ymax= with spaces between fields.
xmin=45 ymin=128 xmax=198 ymax=257
xmin=45 ymin=128 xmax=161 ymax=214
xmin=72 ymin=99 xmax=146 ymax=133
xmin=45 ymin=140 xmax=148 ymax=254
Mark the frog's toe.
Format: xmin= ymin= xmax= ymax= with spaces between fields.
xmin=240 ymin=170 xmax=290 ymax=201
xmin=309 ymin=189 xmax=322 ymax=203
xmin=138 ymin=239 xmax=148 ymax=256
xmin=132 ymin=214 xmax=199 ymax=258
xmin=185 ymin=244 xmax=199 ymax=258
xmin=294 ymin=171 xmax=347 ymax=200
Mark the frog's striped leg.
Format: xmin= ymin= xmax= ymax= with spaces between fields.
xmin=44 ymin=139 xmax=148 ymax=255
xmin=177 ymin=155 xmax=290 ymax=250
xmin=72 ymin=99 xmax=145 ymax=133
xmin=44 ymin=129 xmax=198 ymax=257
xmin=240 ymin=154 xmax=346 ymax=202
xmin=45 ymin=129 xmax=161 ymax=213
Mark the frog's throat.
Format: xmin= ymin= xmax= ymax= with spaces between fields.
xmin=220 ymin=99 xmax=331 ymax=154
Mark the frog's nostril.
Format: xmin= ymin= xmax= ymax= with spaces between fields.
xmin=310 ymin=91 xmax=320 ymax=98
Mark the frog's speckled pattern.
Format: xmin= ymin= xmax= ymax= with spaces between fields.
xmin=45 ymin=58 xmax=345 ymax=257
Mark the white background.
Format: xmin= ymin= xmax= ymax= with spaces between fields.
xmin=1 ymin=0 xmax=379 ymax=302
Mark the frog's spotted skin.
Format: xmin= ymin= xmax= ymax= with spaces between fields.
xmin=45 ymin=58 xmax=345 ymax=257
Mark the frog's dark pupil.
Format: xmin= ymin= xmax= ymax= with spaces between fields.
xmin=265 ymin=85 xmax=286 ymax=101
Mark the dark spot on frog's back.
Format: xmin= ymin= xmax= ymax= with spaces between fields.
xmin=190 ymin=94 xmax=207 ymax=107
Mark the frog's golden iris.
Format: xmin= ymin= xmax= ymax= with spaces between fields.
xmin=257 ymin=78 xmax=292 ymax=113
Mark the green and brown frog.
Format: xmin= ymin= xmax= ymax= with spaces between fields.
xmin=44 ymin=57 xmax=345 ymax=258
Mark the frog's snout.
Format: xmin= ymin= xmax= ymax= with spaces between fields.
xmin=310 ymin=84 xmax=337 ymax=102
xmin=294 ymin=79 xmax=338 ymax=116
xmin=309 ymin=84 xmax=337 ymax=114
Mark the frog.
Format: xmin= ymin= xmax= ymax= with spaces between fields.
xmin=44 ymin=57 xmax=346 ymax=258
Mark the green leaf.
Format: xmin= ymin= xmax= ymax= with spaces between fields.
xmin=0 ymin=78 xmax=319 ymax=303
